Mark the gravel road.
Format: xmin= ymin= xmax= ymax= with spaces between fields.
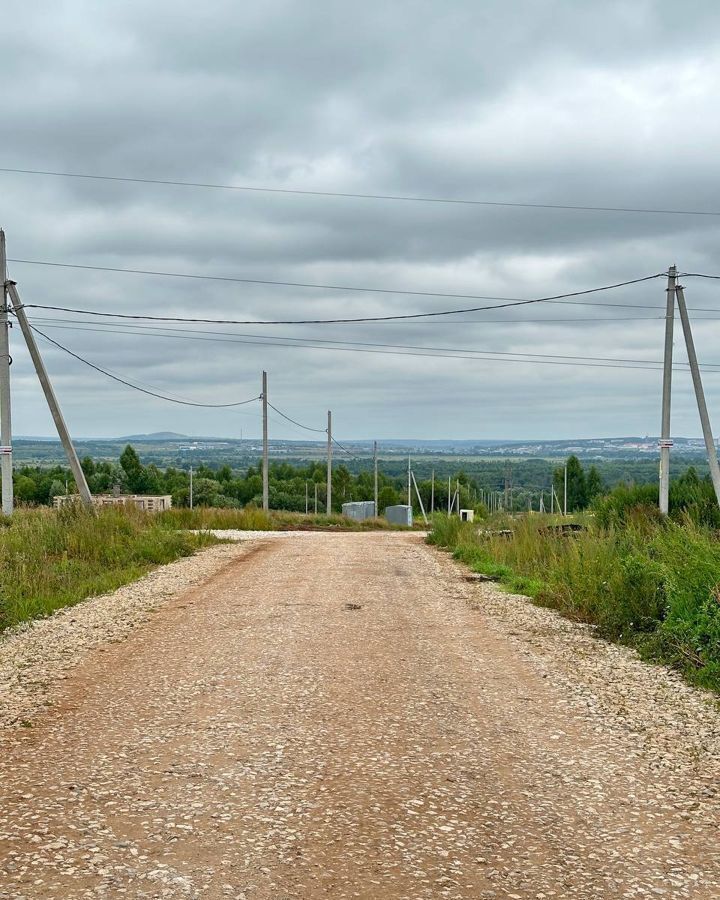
xmin=2 ymin=531 xmax=720 ymax=899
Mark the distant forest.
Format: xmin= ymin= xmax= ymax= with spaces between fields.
xmin=3 ymin=444 xmax=715 ymax=515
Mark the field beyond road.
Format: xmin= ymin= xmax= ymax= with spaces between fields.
xmin=2 ymin=532 xmax=720 ymax=898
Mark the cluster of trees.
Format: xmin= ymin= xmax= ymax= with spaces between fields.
xmin=552 ymin=456 xmax=604 ymax=512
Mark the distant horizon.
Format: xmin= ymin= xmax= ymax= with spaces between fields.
xmin=12 ymin=433 xmax=714 ymax=445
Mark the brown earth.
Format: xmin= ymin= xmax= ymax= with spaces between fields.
xmin=1 ymin=532 xmax=719 ymax=899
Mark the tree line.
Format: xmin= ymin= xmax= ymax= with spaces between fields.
xmin=5 ymin=445 xmax=717 ymax=521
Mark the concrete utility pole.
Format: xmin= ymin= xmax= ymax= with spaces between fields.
xmin=675 ymin=282 xmax=720 ymax=506
xmin=261 ymin=371 xmax=269 ymax=512
xmin=563 ymin=463 xmax=568 ymax=516
xmin=326 ymin=410 xmax=332 ymax=515
xmin=373 ymin=440 xmax=378 ymax=516
xmin=314 ymin=481 xmax=318 ymax=514
xmin=659 ymin=266 xmax=677 ymax=515
xmin=430 ymin=469 xmax=435 ymax=513
xmin=305 ymin=480 xmax=309 ymax=514
xmin=0 ymin=231 xmax=13 ymax=516
xmin=7 ymin=281 xmax=93 ymax=507
xmin=407 ymin=456 xmax=412 ymax=508
xmin=189 ymin=466 xmax=193 ymax=509
xmin=447 ymin=476 xmax=451 ymax=514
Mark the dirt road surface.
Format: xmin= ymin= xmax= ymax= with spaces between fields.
xmin=2 ymin=532 xmax=720 ymax=899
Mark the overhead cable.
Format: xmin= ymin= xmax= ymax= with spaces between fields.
xmin=26 ymin=322 xmax=262 ymax=408
xmin=2 ymin=166 xmax=720 ymax=217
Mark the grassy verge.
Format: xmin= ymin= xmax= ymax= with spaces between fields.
xmin=0 ymin=506 xmax=219 ymax=631
xmin=428 ymin=513 xmax=720 ymax=692
xmin=159 ymin=506 xmax=405 ymax=531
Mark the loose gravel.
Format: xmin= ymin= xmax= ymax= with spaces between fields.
xmin=0 ymin=531 xmax=719 ymax=898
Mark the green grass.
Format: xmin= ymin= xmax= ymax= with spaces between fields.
xmin=429 ymin=512 xmax=720 ymax=692
xmin=159 ymin=506 xmax=404 ymax=531
xmin=0 ymin=506 xmax=219 ymax=630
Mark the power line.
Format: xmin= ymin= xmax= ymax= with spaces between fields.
xmin=26 ymin=315 xmax=720 ymax=370
xmin=266 ymin=401 xmax=327 ymax=433
xmin=3 ymin=165 xmax=720 ymax=218
xmin=24 ymin=316 xmax=720 ymax=374
xmin=26 ymin=322 xmax=262 ymax=408
xmin=11 ymin=267 xmax=664 ymax=323
xmin=8 ymin=257 xmax=665 ymax=325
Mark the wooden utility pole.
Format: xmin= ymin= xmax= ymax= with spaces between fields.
xmin=326 ymin=410 xmax=332 ymax=515
xmin=373 ymin=440 xmax=378 ymax=516
xmin=675 ymin=282 xmax=720 ymax=506
xmin=0 ymin=231 xmax=12 ymax=516
xmin=262 ymin=371 xmax=269 ymax=512
xmin=659 ymin=266 xmax=677 ymax=515
xmin=7 ymin=281 xmax=93 ymax=507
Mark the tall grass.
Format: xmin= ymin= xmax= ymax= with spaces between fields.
xmin=159 ymin=506 xmax=398 ymax=531
xmin=0 ymin=506 xmax=218 ymax=630
xmin=429 ymin=513 xmax=720 ymax=691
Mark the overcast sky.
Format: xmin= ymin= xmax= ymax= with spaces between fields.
xmin=2 ymin=0 xmax=720 ymax=441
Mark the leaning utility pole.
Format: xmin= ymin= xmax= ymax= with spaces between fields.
xmin=659 ymin=266 xmax=677 ymax=515
xmin=262 ymin=371 xmax=269 ymax=512
xmin=326 ymin=410 xmax=332 ymax=515
xmin=7 ymin=281 xmax=93 ymax=507
xmin=373 ymin=440 xmax=378 ymax=516
xmin=0 ymin=231 xmax=12 ymax=515
xmin=675 ymin=281 xmax=720 ymax=505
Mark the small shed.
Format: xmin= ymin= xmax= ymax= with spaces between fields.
xmin=341 ymin=500 xmax=376 ymax=521
xmin=460 ymin=509 xmax=475 ymax=523
xmin=385 ymin=504 xmax=413 ymax=527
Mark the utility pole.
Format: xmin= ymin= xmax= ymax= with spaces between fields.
xmin=407 ymin=455 xmax=412 ymax=507
xmin=189 ymin=466 xmax=194 ymax=509
xmin=373 ymin=440 xmax=378 ymax=516
xmin=262 ymin=371 xmax=269 ymax=512
xmin=314 ymin=481 xmax=318 ymax=514
xmin=447 ymin=475 xmax=451 ymax=514
xmin=563 ymin=463 xmax=568 ymax=516
xmin=7 ymin=281 xmax=92 ymax=507
xmin=430 ymin=469 xmax=435 ymax=513
xmin=0 ymin=230 xmax=12 ymax=516
xmin=326 ymin=410 xmax=332 ymax=515
xmin=659 ymin=266 xmax=677 ymax=515
xmin=675 ymin=282 xmax=720 ymax=505
xmin=305 ymin=480 xmax=309 ymax=514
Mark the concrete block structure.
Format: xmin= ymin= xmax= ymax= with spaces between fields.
xmin=341 ymin=500 xmax=376 ymax=521
xmin=53 ymin=494 xmax=172 ymax=512
xmin=385 ymin=504 xmax=413 ymax=527
xmin=460 ymin=509 xmax=475 ymax=522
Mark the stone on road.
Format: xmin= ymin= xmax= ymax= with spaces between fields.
xmin=1 ymin=532 xmax=719 ymax=898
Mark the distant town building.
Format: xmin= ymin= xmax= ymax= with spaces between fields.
xmin=53 ymin=494 xmax=172 ymax=512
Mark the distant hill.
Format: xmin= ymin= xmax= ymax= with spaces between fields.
xmin=119 ymin=432 xmax=189 ymax=441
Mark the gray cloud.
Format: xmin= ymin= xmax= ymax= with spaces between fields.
xmin=2 ymin=0 xmax=720 ymax=441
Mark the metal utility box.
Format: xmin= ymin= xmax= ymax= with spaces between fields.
xmin=385 ymin=504 xmax=413 ymax=527
xmin=460 ymin=509 xmax=475 ymax=523
xmin=341 ymin=500 xmax=376 ymax=521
